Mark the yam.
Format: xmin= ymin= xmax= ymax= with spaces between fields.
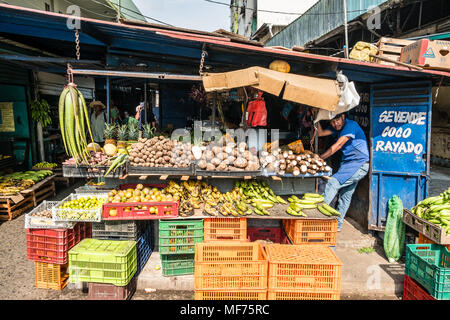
xmin=307 ymin=169 xmax=317 ymax=175
xmin=217 ymin=163 xmax=228 ymax=171
xmin=292 ymin=167 xmax=300 ymax=176
xmin=211 ymin=157 xmax=221 ymax=166
xmin=245 ymin=162 xmax=260 ymax=171
xmin=206 ymin=163 xmax=216 ymax=171
xmin=233 ymin=157 xmax=248 ymax=168
xmin=300 ymin=165 xmax=308 ymax=174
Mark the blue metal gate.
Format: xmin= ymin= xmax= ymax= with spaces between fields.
xmin=369 ymin=81 xmax=432 ymax=231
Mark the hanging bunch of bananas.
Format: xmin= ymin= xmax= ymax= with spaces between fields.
xmin=59 ymin=84 xmax=96 ymax=165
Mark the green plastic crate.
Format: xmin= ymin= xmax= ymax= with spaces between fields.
xmin=405 ymin=244 xmax=450 ymax=300
xmin=161 ymin=253 xmax=195 ymax=277
xmin=68 ymin=239 xmax=137 ymax=286
xmin=159 ymin=220 xmax=203 ymax=255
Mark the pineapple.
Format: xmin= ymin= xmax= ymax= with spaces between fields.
xmin=117 ymin=124 xmax=128 ymax=142
xmin=142 ymin=124 xmax=155 ymax=139
xmin=104 ymin=123 xmax=117 ymax=145
xmin=127 ymin=123 xmax=139 ymax=142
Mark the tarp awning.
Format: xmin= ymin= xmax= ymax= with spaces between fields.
xmin=202 ymin=67 xmax=341 ymax=111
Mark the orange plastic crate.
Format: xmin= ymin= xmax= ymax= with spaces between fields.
xmin=34 ymin=262 xmax=69 ymax=290
xmin=265 ymin=244 xmax=342 ymax=293
xmin=194 ymin=242 xmax=268 ymax=290
xmin=267 ymin=290 xmax=340 ymax=300
xmin=195 ymin=290 xmax=267 ymax=300
xmin=418 ymin=233 xmax=450 ymax=250
xmin=203 ymin=218 xmax=247 ymax=242
xmin=195 ymin=241 xmax=262 ymax=262
xmin=283 ymin=219 xmax=337 ymax=245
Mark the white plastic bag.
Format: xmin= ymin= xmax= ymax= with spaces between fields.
xmin=314 ymin=71 xmax=360 ymax=123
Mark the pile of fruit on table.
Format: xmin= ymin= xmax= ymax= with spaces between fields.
xmin=34 ymin=162 xmax=58 ymax=169
xmin=0 ymin=170 xmax=53 ymax=195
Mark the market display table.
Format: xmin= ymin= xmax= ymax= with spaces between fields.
xmin=20 ymin=174 xmax=57 ymax=207
xmin=0 ymin=174 xmax=57 ymax=220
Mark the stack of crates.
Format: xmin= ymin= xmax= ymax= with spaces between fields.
xmin=265 ymin=244 xmax=342 ymax=300
xmin=194 ymin=242 xmax=268 ymax=300
xmin=159 ymin=219 xmax=203 ymax=276
xmin=92 ymin=220 xmax=153 ymax=276
xmin=282 ymin=218 xmax=338 ymax=247
xmin=68 ymin=238 xmax=137 ymax=300
xmin=203 ymin=218 xmax=247 ymax=242
xmin=404 ymin=243 xmax=450 ymax=300
xmin=26 ymin=215 xmax=91 ymax=290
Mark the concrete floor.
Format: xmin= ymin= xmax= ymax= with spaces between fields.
xmin=0 ymin=166 xmax=448 ymax=300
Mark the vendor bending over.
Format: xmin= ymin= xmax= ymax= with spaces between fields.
xmin=317 ymin=113 xmax=369 ymax=231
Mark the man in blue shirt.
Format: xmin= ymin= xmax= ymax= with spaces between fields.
xmin=317 ymin=113 xmax=370 ymax=231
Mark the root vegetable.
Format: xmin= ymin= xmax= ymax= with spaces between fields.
xmin=233 ymin=157 xmax=248 ymax=168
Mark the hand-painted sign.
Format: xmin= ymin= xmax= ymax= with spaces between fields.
xmin=372 ymin=107 xmax=428 ymax=173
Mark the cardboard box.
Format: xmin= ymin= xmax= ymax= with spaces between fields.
xmin=400 ymin=39 xmax=450 ymax=71
xmin=202 ymin=67 xmax=340 ymax=111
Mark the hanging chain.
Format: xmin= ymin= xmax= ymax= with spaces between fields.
xmin=74 ymin=29 xmax=80 ymax=61
xmin=199 ymin=44 xmax=207 ymax=75
xmin=67 ymin=64 xmax=74 ymax=85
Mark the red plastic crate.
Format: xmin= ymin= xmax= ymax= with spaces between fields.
xmin=403 ymin=275 xmax=436 ymax=300
xmin=27 ymin=223 xmax=89 ymax=264
xmin=247 ymin=227 xmax=283 ymax=243
xmin=102 ymin=201 xmax=178 ymax=220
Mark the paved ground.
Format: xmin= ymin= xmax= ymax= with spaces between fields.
xmin=0 ymin=166 xmax=448 ymax=300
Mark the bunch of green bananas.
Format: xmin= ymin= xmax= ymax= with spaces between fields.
xmin=34 ymin=162 xmax=58 ymax=169
xmin=411 ymin=188 xmax=450 ymax=234
xmin=232 ymin=180 xmax=287 ymax=216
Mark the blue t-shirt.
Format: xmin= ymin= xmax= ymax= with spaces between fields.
xmin=330 ymin=119 xmax=369 ymax=184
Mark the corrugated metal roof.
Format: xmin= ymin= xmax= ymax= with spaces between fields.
xmin=266 ymin=0 xmax=389 ymax=48
xmin=0 ymin=3 xmax=449 ymax=85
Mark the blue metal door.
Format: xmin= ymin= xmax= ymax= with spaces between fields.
xmin=369 ymin=81 xmax=432 ymax=231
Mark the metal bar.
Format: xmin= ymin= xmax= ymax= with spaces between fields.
xmin=0 ymin=55 xmax=101 ymax=64
xmin=70 ymin=69 xmax=202 ymax=81
xmin=106 ymin=76 xmax=110 ymax=124
xmin=144 ymin=80 xmax=147 ymax=129
xmin=343 ymin=0 xmax=349 ymax=59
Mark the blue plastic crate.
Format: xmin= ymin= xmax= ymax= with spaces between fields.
xmin=136 ymin=223 xmax=153 ymax=276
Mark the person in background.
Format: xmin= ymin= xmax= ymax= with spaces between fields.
xmin=281 ymin=101 xmax=294 ymax=130
xmin=135 ymin=102 xmax=144 ymax=130
xmin=109 ymin=100 xmax=121 ymax=124
xmin=122 ymin=110 xmax=138 ymax=127
xmin=89 ymin=101 xmax=106 ymax=146
xmin=295 ymin=105 xmax=313 ymax=140
xmin=317 ymin=112 xmax=370 ymax=231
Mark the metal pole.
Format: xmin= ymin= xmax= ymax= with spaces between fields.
xmin=343 ymin=0 xmax=349 ymax=58
xmin=117 ymin=0 xmax=121 ymax=23
xmin=212 ymin=93 xmax=216 ymax=139
xmin=144 ymin=81 xmax=147 ymax=127
xmin=106 ymin=76 xmax=110 ymax=124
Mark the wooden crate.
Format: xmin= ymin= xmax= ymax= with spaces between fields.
xmin=0 ymin=193 xmax=34 ymax=221
xmin=376 ymin=37 xmax=415 ymax=66
xmin=21 ymin=175 xmax=56 ymax=207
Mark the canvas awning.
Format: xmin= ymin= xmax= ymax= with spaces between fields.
xmin=202 ymin=66 xmax=341 ymax=111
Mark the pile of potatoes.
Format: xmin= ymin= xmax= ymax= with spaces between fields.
xmin=30 ymin=209 xmax=52 ymax=219
xmin=196 ymin=141 xmax=261 ymax=172
xmin=260 ymin=148 xmax=331 ymax=176
xmin=129 ymin=136 xmax=193 ymax=168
